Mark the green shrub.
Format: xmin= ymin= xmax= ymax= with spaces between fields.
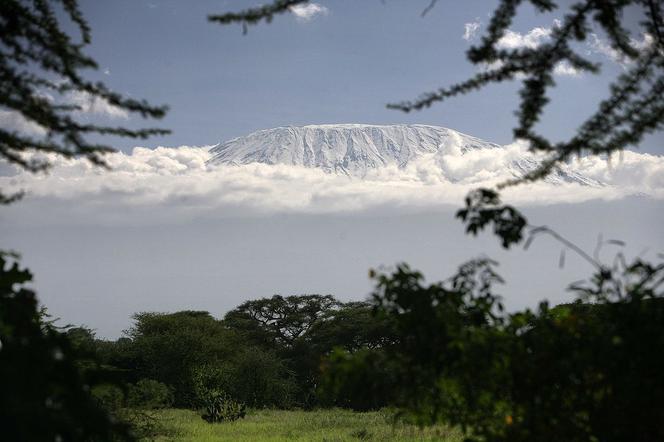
xmin=326 ymin=259 xmax=664 ymax=441
xmin=91 ymin=384 xmax=125 ymax=411
xmin=200 ymin=390 xmax=246 ymax=423
xmin=127 ymin=379 xmax=172 ymax=409
xmin=191 ymin=350 xmax=296 ymax=409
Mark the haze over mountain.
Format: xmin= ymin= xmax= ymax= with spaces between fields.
xmin=208 ymin=124 xmax=601 ymax=186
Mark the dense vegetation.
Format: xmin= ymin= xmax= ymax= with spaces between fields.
xmin=19 ymin=254 xmax=655 ymax=442
xmin=78 ymin=295 xmax=397 ymax=414
xmin=325 ymin=258 xmax=664 ymax=441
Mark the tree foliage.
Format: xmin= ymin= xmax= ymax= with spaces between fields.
xmin=209 ymin=0 xmax=309 ymax=34
xmin=88 ymin=296 xmax=397 ymax=410
xmin=223 ymin=295 xmax=397 ymax=407
xmin=121 ymin=311 xmax=238 ymax=407
xmin=390 ymin=0 xmax=664 ymax=187
xmin=0 ymin=253 xmax=133 ymax=441
xmin=325 ymin=257 xmax=664 ymax=441
xmin=0 ymin=0 xmax=168 ymax=201
xmin=224 ymin=294 xmax=341 ymax=347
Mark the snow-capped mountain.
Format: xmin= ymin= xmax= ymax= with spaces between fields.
xmin=208 ymin=124 xmax=601 ymax=185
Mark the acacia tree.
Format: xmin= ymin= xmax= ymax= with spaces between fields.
xmin=1 ymin=1 xmax=167 ymax=439
xmin=224 ymin=294 xmax=341 ymax=347
xmin=0 ymin=0 xmax=168 ymax=202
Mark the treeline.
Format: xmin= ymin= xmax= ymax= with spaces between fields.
xmin=83 ymin=259 xmax=664 ymax=441
xmin=72 ymin=295 xmax=397 ymax=413
xmin=6 ymin=256 xmax=664 ymax=441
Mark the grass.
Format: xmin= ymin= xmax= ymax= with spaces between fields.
xmin=144 ymin=408 xmax=464 ymax=441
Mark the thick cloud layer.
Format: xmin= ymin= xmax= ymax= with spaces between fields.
xmin=2 ymin=142 xmax=662 ymax=223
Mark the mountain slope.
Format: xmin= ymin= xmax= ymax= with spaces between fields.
xmin=208 ymin=124 xmax=601 ymax=185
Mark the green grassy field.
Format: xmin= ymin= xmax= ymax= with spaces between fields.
xmin=145 ymin=408 xmax=463 ymax=441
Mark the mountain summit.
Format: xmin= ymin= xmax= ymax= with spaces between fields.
xmin=208 ymin=124 xmax=600 ymax=185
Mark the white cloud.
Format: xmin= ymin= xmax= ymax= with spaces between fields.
xmin=68 ymin=90 xmax=129 ymax=119
xmin=2 ymin=142 xmax=662 ymax=223
xmin=0 ymin=110 xmax=48 ymax=137
xmin=588 ymin=32 xmax=654 ymax=66
xmin=289 ymin=3 xmax=329 ymax=22
xmin=463 ymin=21 xmax=481 ymax=41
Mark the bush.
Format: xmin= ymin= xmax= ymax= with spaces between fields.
xmin=122 ymin=311 xmax=239 ymax=407
xmin=200 ymin=390 xmax=246 ymax=423
xmin=91 ymin=384 xmax=125 ymax=411
xmin=326 ymin=259 xmax=664 ymax=441
xmin=0 ymin=254 xmax=133 ymax=441
xmin=319 ymin=348 xmax=398 ymax=411
xmin=127 ymin=379 xmax=172 ymax=409
xmin=191 ymin=349 xmax=296 ymax=409
xmin=226 ymin=348 xmax=296 ymax=408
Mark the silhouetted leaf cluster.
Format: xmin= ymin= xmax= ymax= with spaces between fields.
xmin=208 ymin=0 xmax=309 ymax=33
xmin=0 ymin=253 xmax=134 ymax=441
xmin=0 ymin=0 xmax=168 ymax=201
xmin=324 ymin=257 xmax=664 ymax=441
xmin=390 ymin=0 xmax=664 ymax=188
xmin=456 ymin=188 xmax=527 ymax=248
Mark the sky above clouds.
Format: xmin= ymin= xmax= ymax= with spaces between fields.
xmin=23 ymin=0 xmax=658 ymax=154
xmin=2 ymin=0 xmax=663 ymax=337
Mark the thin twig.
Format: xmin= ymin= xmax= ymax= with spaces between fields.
xmin=526 ymin=225 xmax=603 ymax=270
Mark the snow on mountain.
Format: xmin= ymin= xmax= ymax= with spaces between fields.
xmin=208 ymin=124 xmax=601 ymax=186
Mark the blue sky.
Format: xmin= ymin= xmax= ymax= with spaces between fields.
xmin=76 ymin=0 xmax=662 ymax=154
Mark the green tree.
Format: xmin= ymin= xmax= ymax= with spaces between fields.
xmin=224 ymin=294 xmax=341 ymax=348
xmin=334 ymin=258 xmax=664 ymax=441
xmin=307 ymin=301 xmax=397 ymax=354
xmin=0 ymin=252 xmax=133 ymax=441
xmin=224 ymin=296 xmax=397 ymax=407
xmin=193 ymin=348 xmax=297 ymax=409
xmin=122 ymin=311 xmax=238 ymax=407
xmin=1 ymin=2 xmax=168 ymax=433
xmin=126 ymin=379 xmax=172 ymax=409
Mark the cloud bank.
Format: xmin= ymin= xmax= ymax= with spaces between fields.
xmin=2 ymin=142 xmax=662 ymax=223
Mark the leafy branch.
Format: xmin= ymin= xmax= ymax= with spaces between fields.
xmin=389 ymin=0 xmax=664 ymax=187
xmin=0 ymin=0 xmax=169 ymax=201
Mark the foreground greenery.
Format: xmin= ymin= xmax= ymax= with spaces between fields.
xmin=142 ymin=408 xmax=462 ymax=442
